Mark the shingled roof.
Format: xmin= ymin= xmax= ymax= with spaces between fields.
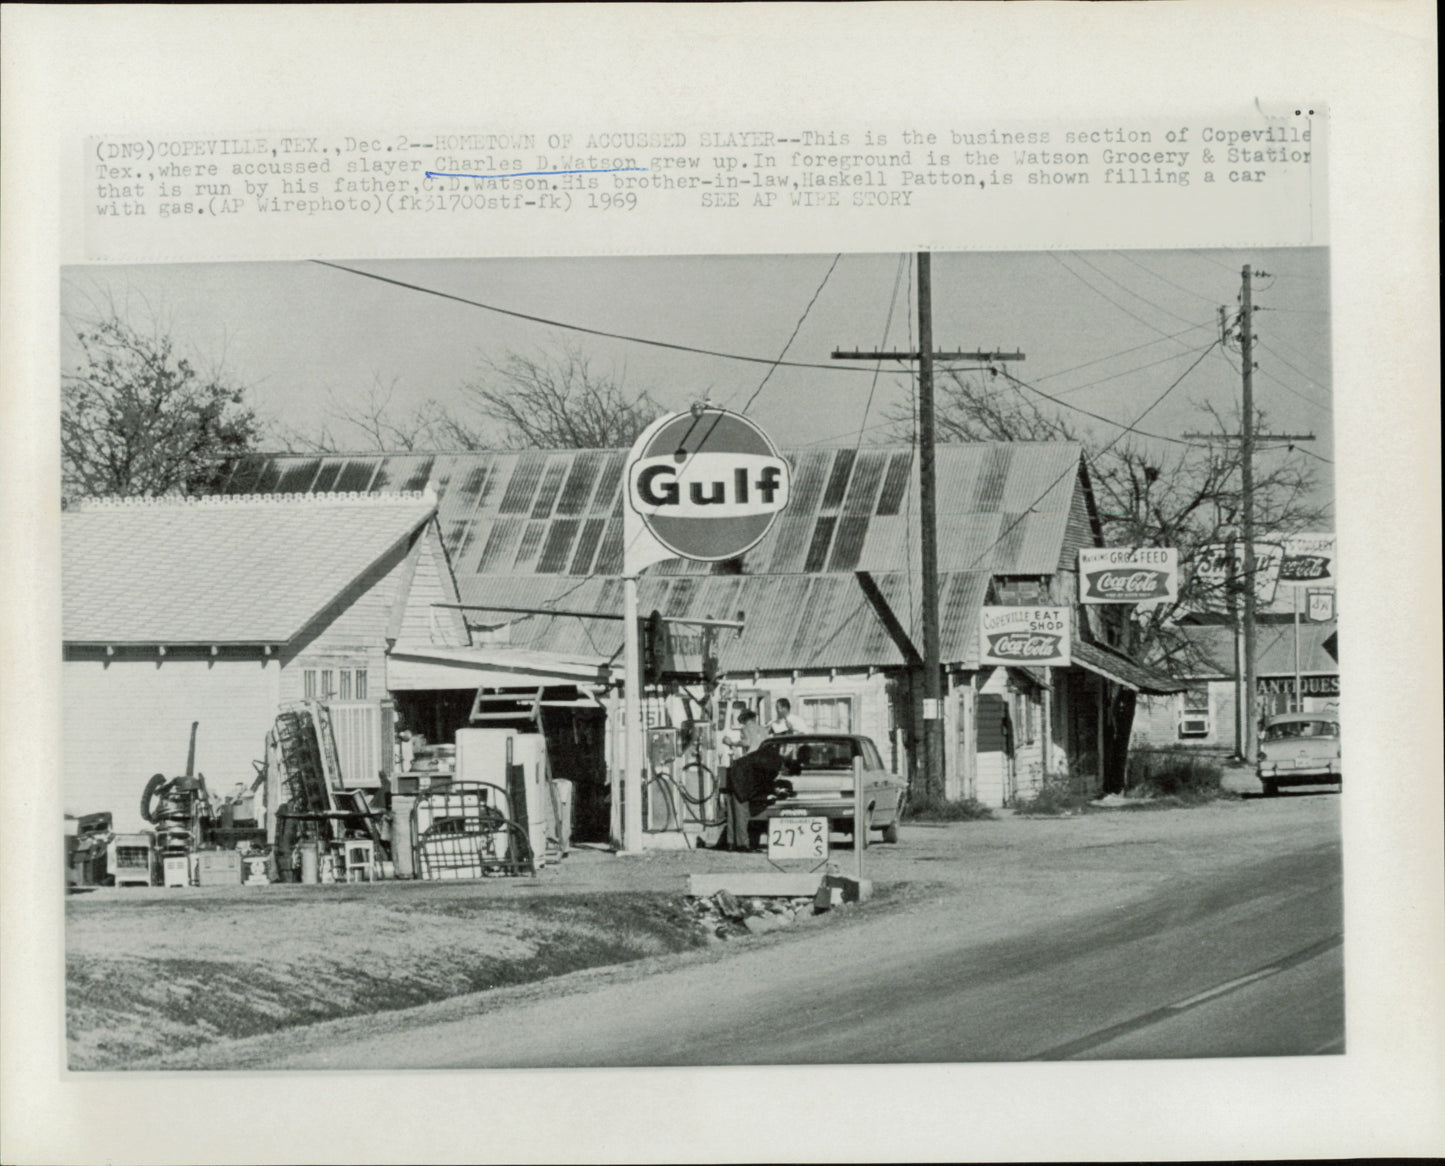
xmin=63 ymin=492 xmax=437 ymax=645
xmin=218 ymin=443 xmax=1093 ymax=580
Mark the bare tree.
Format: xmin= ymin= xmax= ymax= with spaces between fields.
xmin=461 ymin=341 xmax=662 ymax=449
xmin=271 ymin=375 xmax=485 ymax=453
xmin=922 ymin=370 xmax=1329 ymax=788
xmin=62 ymin=314 xmax=261 ymax=501
xmin=279 ymin=341 xmax=661 ymax=453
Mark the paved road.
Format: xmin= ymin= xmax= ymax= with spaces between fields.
xmin=267 ymin=798 xmax=1342 ymax=1068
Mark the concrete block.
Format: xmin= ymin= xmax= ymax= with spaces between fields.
xmin=688 ymin=871 xmax=825 ymax=899
xmin=744 ymin=913 xmax=786 ymax=935
xmin=821 ymin=874 xmax=874 ymax=903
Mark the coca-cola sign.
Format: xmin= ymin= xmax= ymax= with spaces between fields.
xmin=1279 ymin=533 xmax=1336 ymax=586
xmin=986 ymin=632 xmax=1064 ymax=659
xmin=979 ymin=606 xmax=1071 ymax=666
xmin=1079 ymin=547 xmax=1178 ymax=604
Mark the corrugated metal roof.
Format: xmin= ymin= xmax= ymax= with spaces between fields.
xmin=63 ymin=494 xmax=435 ymax=644
xmin=449 ymin=568 xmax=995 ymax=672
xmin=220 ymin=442 xmax=1085 ymax=581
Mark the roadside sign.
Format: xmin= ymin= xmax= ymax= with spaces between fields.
xmin=1279 ymin=532 xmax=1337 ymax=587
xmin=1193 ymin=541 xmax=1284 ymax=605
xmin=1307 ymin=589 xmax=1335 ymax=622
xmin=767 ymin=815 xmax=828 ymax=861
xmin=979 ymin=606 xmax=1072 ymax=666
xmin=625 ymin=407 xmax=791 ymax=564
xmin=1079 ymin=547 xmax=1178 ymax=604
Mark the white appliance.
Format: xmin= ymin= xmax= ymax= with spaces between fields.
xmin=454 ymin=728 xmax=550 ymax=868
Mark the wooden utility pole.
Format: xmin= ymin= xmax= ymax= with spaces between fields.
xmin=833 ymin=252 xmax=1024 ymax=802
xmin=1187 ymin=269 xmax=1314 ymax=760
xmin=1240 ymin=265 xmax=1260 ymax=762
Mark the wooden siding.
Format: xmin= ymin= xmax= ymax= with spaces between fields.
xmin=398 ymin=528 xmax=469 ymax=648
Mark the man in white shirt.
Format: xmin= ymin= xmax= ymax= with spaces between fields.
xmin=768 ymin=698 xmax=807 ymax=736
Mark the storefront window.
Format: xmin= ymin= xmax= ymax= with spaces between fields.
xmin=800 ymin=695 xmax=854 ymax=733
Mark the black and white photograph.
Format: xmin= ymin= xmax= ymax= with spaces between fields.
xmin=59 ymin=249 xmax=1341 ymax=1070
xmin=3 ymin=5 xmax=1440 ymax=1165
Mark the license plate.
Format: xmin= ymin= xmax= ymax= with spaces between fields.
xmin=768 ymin=816 xmax=828 ymax=861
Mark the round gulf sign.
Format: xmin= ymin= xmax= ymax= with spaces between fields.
xmin=626 ymin=408 xmax=791 ymax=561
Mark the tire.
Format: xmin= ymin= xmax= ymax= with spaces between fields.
xmin=1261 ymin=779 xmax=1279 ymax=798
xmin=881 ymin=819 xmax=900 ymax=844
xmin=139 ymin=773 xmax=168 ymax=824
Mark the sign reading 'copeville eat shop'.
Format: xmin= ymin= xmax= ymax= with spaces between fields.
xmin=626 ymin=408 xmax=791 ymax=562
xmin=1078 ymin=547 xmax=1179 ymax=604
xmin=979 ymin=606 xmax=1072 ymax=666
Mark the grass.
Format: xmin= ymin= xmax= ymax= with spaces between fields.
xmin=66 ymin=891 xmax=707 ymax=1069
xmin=902 ymin=792 xmax=995 ymax=822
xmin=1126 ymin=748 xmax=1227 ymax=801
xmin=1011 ymin=771 xmax=1098 ymax=816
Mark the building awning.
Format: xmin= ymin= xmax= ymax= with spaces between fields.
xmin=1068 ymin=638 xmax=1187 ymax=694
xmin=387 ymin=643 xmax=617 ymax=691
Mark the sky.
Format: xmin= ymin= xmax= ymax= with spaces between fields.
xmin=60 ymin=247 xmax=1333 ymax=514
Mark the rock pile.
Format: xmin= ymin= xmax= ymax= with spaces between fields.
xmin=686 ymin=887 xmax=838 ymax=939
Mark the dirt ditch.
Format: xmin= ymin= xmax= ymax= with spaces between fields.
xmin=66 ymin=890 xmax=706 ymax=1069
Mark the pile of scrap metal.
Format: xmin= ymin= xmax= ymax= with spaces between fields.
xmin=65 ymin=812 xmax=113 ymax=891
xmin=260 ymin=700 xmax=390 ymax=883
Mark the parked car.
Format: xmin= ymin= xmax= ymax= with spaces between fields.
xmin=746 ymin=733 xmax=907 ymax=844
xmin=1256 ymin=711 xmax=1341 ymax=796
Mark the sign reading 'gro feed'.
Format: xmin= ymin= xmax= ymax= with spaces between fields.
xmin=1079 ymin=547 xmax=1179 ymax=604
xmin=979 ymin=606 xmax=1072 ymax=666
xmin=627 ymin=408 xmax=791 ymax=562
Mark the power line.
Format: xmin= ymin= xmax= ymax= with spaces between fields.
xmin=1033 ymin=321 xmax=1214 ymax=383
xmin=996 ymin=343 xmax=1221 ymax=448
xmin=1053 ymin=341 xmax=1222 ymax=397
xmin=1256 ymin=364 xmax=1333 ymax=413
xmin=852 ymin=254 xmax=909 ymax=450
xmin=1257 ymin=341 xmax=1332 ymax=397
xmin=1110 ymin=251 xmax=1224 ymax=306
xmin=736 ymin=253 xmax=842 ymax=414
xmin=964 ymin=342 xmax=1221 ymax=571
xmin=309 ymin=259 xmax=881 ymax=376
xmin=1051 ymin=251 xmax=1198 ymax=341
xmin=1068 ymin=251 xmax=1202 ymax=328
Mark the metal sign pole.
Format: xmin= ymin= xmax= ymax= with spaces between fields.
xmin=622 ymin=575 xmax=645 ymax=852
xmin=1293 ymin=586 xmax=1303 ymax=713
xmin=853 ymin=755 xmax=866 ymax=882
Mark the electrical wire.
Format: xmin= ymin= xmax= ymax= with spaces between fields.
xmin=1033 ymin=322 xmax=1215 ymax=383
xmin=963 ymin=341 xmax=1220 ymax=571
xmin=1067 ymin=251 xmax=1203 ymax=328
xmin=995 ymin=344 xmax=1221 ymax=449
xmin=1050 ymin=252 xmax=1202 ymax=342
xmin=1256 ymin=364 xmax=1332 ymax=413
xmin=310 ymin=258 xmax=880 ymax=375
xmin=852 ymin=254 xmax=909 ymax=452
xmin=1110 ymin=251 xmax=1225 ymax=306
xmin=1256 ymin=341 xmax=1332 ymax=398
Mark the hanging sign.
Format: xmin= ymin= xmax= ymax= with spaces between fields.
xmin=1192 ymin=541 xmax=1285 ymax=605
xmin=624 ymin=407 xmax=790 ymax=571
xmin=979 ymin=606 xmax=1072 ymax=666
xmin=1079 ymin=547 xmax=1179 ymax=604
xmin=1279 ymin=532 xmax=1337 ymax=587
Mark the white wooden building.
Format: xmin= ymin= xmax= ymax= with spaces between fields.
xmin=61 ymin=490 xmax=468 ymax=829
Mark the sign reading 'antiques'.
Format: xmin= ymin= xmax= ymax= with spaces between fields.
xmin=1078 ymin=547 xmax=1179 ymax=604
xmin=979 ymin=606 xmax=1072 ymax=666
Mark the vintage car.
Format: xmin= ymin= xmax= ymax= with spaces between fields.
xmin=745 ymin=733 xmax=908 ymax=844
xmin=1256 ymin=711 xmax=1341 ymax=796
